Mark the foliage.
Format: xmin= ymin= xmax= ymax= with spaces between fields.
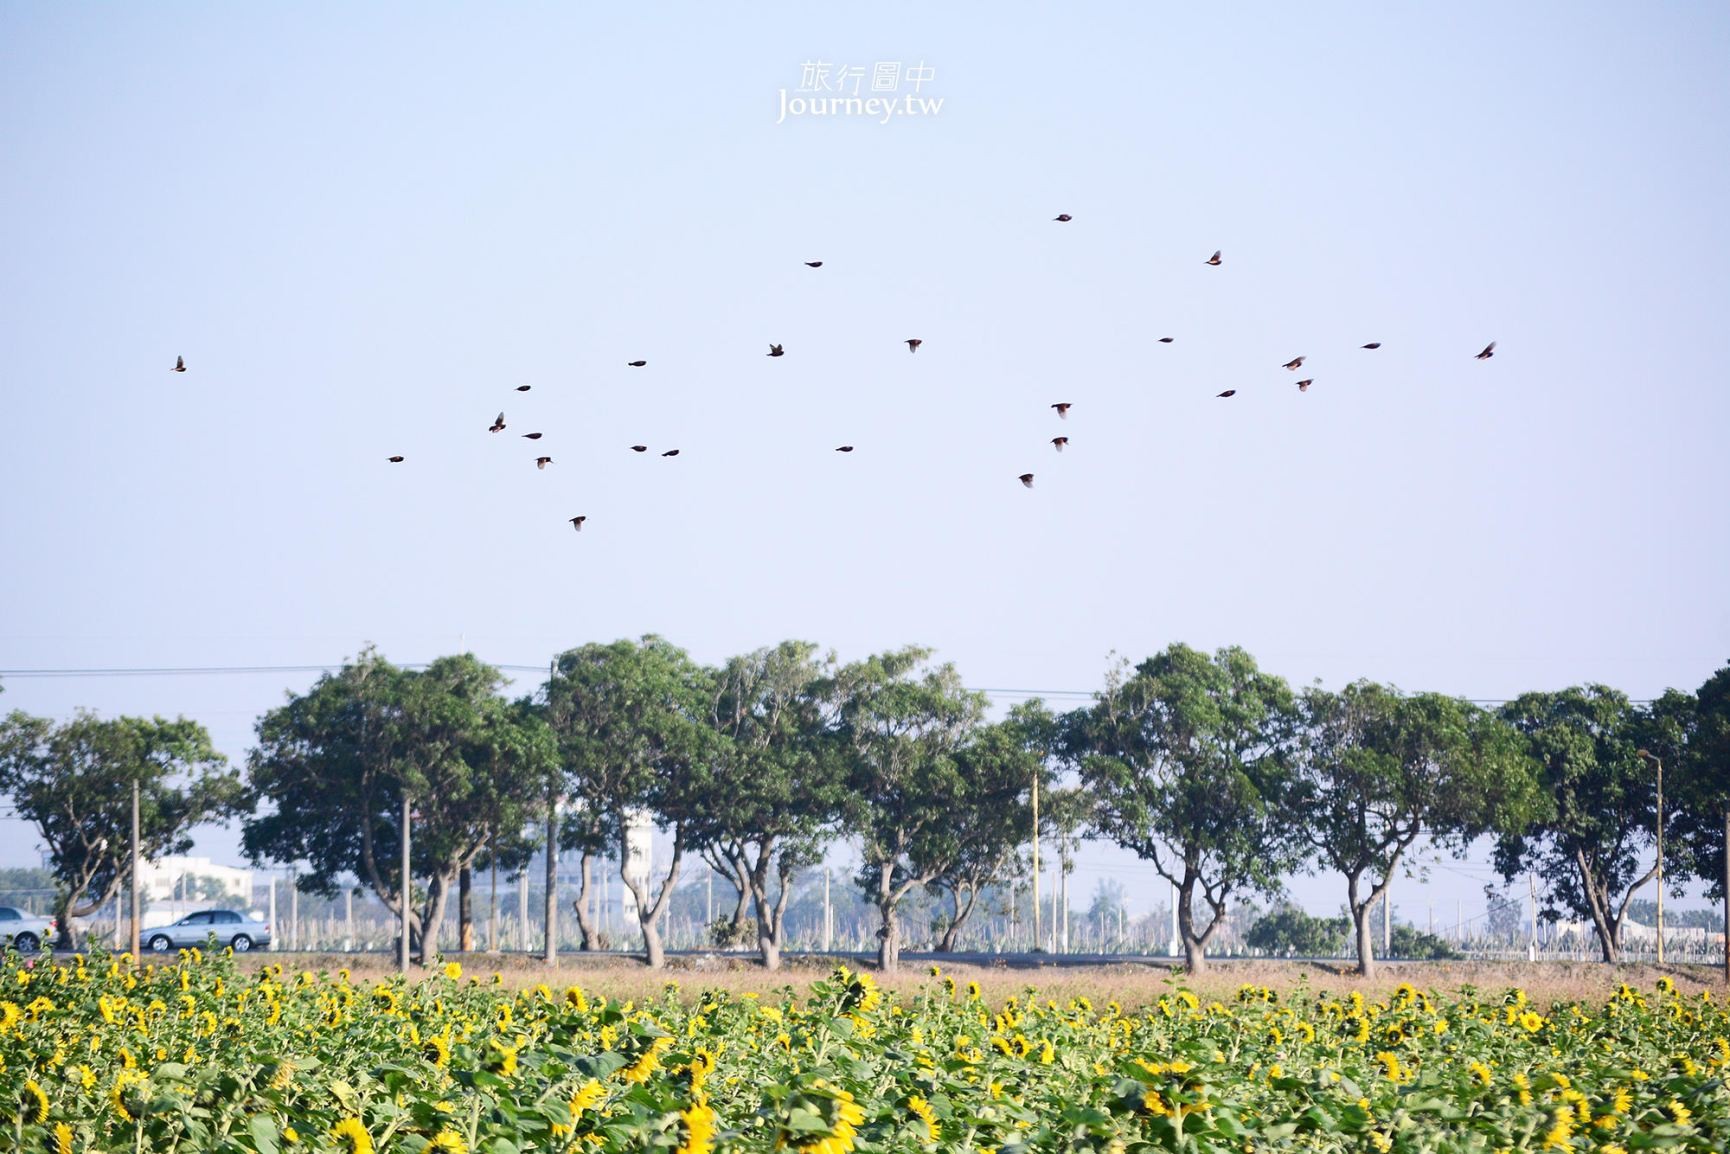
xmin=1493 ymin=687 xmax=1669 ymax=964
xmin=244 ymin=652 xmax=554 ymax=963
xmin=0 ymin=710 xmax=239 ymax=949
xmin=4 ymin=953 xmax=1730 ymax=1153
xmin=1068 ymin=644 xmax=1301 ymax=972
xmin=1247 ymin=905 xmax=1351 ymax=957
xmin=1291 ymin=683 xmax=1538 ymax=975
xmin=1387 ymin=924 xmax=1461 ymax=960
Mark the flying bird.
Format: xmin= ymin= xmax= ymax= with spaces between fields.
xmin=1158 ymin=337 xmax=1174 ymax=343
xmin=515 ymin=384 xmax=532 ymax=392
xmin=1297 ymin=379 xmax=1313 ymax=392
xmin=1476 ymin=341 xmax=1496 ymax=360
xmin=172 ymin=356 xmax=186 ymax=372
xmin=522 ymin=432 xmax=543 ymax=440
xmin=1053 ymin=214 xmax=1072 ymax=222
xmin=1217 ymin=389 xmax=1236 ymax=398
xmin=1361 ymin=342 xmax=1381 ymax=350
xmin=1205 ymin=250 xmax=1222 ymax=266
xmin=1051 ymin=403 xmax=1071 ymax=418
xmin=805 ymin=261 xmax=823 ymax=268
xmin=1283 ymin=356 xmax=1305 ymax=371
xmin=905 ymin=338 xmax=922 ymax=353
xmin=489 ymin=412 xmax=506 ymax=433
xmin=630 ymin=445 xmax=648 ymax=453
xmin=569 ymin=516 xmax=586 ymax=532
xmin=627 ymin=360 xmax=647 ymax=367
xmin=387 ymin=455 xmax=404 ymax=463
xmin=1052 ymin=436 xmax=1068 ymax=451
xmin=768 ymin=344 xmax=784 ymax=357
xmin=835 ymin=445 xmax=854 ymax=452
xmin=661 ymin=449 xmax=680 ymax=457
xmin=1019 ymin=473 xmax=1035 ymax=488
xmin=535 ymin=456 xmax=553 ymax=470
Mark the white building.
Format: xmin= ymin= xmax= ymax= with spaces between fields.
xmin=137 ymin=855 xmax=252 ymax=907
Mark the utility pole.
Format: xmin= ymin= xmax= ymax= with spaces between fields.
xmin=1528 ymin=873 xmax=1539 ymax=961
xmin=1059 ymin=843 xmax=1070 ymax=953
xmin=288 ymin=868 xmax=299 ymax=951
xmin=399 ymin=794 xmax=412 ymax=974
xmin=1030 ymin=769 xmax=1041 ymax=951
xmin=822 ymin=868 xmax=833 ymax=952
xmin=1638 ymin=750 xmax=1664 ymax=965
xmin=128 ymin=776 xmax=141 ymax=960
xmin=1722 ymin=806 xmax=1729 ymax=985
xmin=1169 ymin=881 xmax=1179 ymax=957
xmin=706 ymin=870 xmax=713 ymax=927
xmin=489 ymin=859 xmax=499 ymax=953
xmin=344 ymin=888 xmax=354 ymax=952
xmin=544 ymin=799 xmax=560 ymax=963
xmin=1382 ymin=878 xmax=1391 ymax=957
xmin=517 ymin=870 xmax=529 ymax=952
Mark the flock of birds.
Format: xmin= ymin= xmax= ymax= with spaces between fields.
xmin=172 ymin=225 xmax=1500 ymax=532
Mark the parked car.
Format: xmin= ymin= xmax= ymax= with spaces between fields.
xmin=0 ymin=906 xmax=57 ymax=952
xmin=144 ymin=909 xmax=272 ymax=953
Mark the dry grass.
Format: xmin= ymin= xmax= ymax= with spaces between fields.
xmin=244 ymin=951 xmax=1730 ymax=1007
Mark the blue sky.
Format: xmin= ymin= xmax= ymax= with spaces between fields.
xmin=2 ymin=3 xmax=1726 ymax=925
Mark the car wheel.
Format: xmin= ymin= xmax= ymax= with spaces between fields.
xmin=12 ymin=933 xmax=39 ymax=952
xmin=147 ymin=934 xmax=173 ymax=953
xmin=231 ymin=934 xmax=254 ymax=952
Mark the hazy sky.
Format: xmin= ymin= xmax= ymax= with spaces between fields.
xmin=2 ymin=3 xmax=1726 ymax=928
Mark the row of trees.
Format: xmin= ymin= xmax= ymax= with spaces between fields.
xmin=2 ymin=645 xmax=1725 ymax=977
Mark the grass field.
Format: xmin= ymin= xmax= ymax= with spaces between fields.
xmin=3 ymin=949 xmax=1727 ymax=1152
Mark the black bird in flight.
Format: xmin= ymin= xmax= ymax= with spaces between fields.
xmin=835 ymin=445 xmax=854 ymax=453
xmin=1283 ymin=356 xmax=1305 ymax=371
xmin=1051 ymin=402 xmax=1071 ymax=418
xmin=627 ymin=360 xmax=647 ymax=367
xmin=1476 ymin=341 xmax=1496 ymax=360
xmin=1158 ymin=337 xmax=1174 ymax=343
xmin=1205 ymin=250 xmax=1222 ymax=266
xmin=768 ymin=344 xmax=784 ymax=357
xmin=805 ymin=261 xmax=823 ymax=268
xmin=489 ymin=412 xmax=506 ymax=433
xmin=905 ymin=338 xmax=922 ymax=353
xmin=662 ymin=449 xmax=681 ymax=457
xmin=1361 ymin=342 xmax=1381 ymax=350
xmin=387 ymin=455 xmax=405 ymax=463
xmin=630 ymin=445 xmax=648 ymax=453
xmin=1297 ymin=379 xmax=1313 ymax=392
xmin=1217 ymin=389 xmax=1236 ymax=398
xmin=569 ymin=516 xmax=587 ymax=532
xmin=522 ymin=432 xmax=543 ymax=440
xmin=535 ymin=456 xmax=553 ymax=470
xmin=1052 ymin=436 xmax=1068 ymax=452
xmin=1019 ymin=473 xmax=1035 ymax=488
xmin=1053 ymin=214 xmax=1072 ymax=222
xmin=515 ymin=384 xmax=532 ymax=391
xmin=172 ymin=355 xmax=186 ymax=372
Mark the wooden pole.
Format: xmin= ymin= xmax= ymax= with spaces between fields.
xmin=543 ymin=798 xmax=559 ymax=963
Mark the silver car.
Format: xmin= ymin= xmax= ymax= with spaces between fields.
xmin=0 ymin=906 xmax=57 ymax=952
xmin=144 ymin=909 xmax=272 ymax=954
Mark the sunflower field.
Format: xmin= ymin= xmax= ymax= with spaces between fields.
xmin=2 ymin=949 xmax=1728 ymax=1153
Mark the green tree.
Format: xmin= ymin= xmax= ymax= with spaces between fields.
xmin=1067 ymin=644 xmax=1299 ymax=974
xmin=0 ymin=710 xmax=239 ymax=949
xmin=1493 ymin=686 xmax=1671 ymax=963
xmin=926 ymin=703 xmax=1054 ymax=953
xmin=542 ymin=636 xmax=715 ymax=969
xmin=1673 ymin=664 xmax=1729 ymax=982
xmin=831 ymin=647 xmax=986 ymax=972
xmin=244 ymin=652 xmax=552 ymax=964
xmin=1291 ymin=683 xmax=1539 ymax=976
xmin=692 ymin=641 xmax=845 ymax=971
xmin=1246 ymin=905 xmax=1350 ymax=957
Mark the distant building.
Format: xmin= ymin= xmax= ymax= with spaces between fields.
xmin=137 ymin=855 xmax=252 ymax=906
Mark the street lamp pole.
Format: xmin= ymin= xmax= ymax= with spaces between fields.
xmin=1638 ymin=750 xmax=1664 ymax=966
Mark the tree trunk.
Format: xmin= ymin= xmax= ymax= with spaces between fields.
xmin=937 ymin=884 xmax=979 ymax=953
xmin=619 ymin=829 xmax=684 ymax=970
xmin=1353 ymin=902 xmax=1377 ymax=979
xmin=458 ymin=866 xmax=474 ymax=952
xmin=570 ymin=850 xmax=599 ymax=951
xmin=417 ymin=871 xmax=453 ymax=965
xmin=877 ymin=900 xmax=900 ymax=972
xmin=543 ymin=799 xmax=559 ymax=963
